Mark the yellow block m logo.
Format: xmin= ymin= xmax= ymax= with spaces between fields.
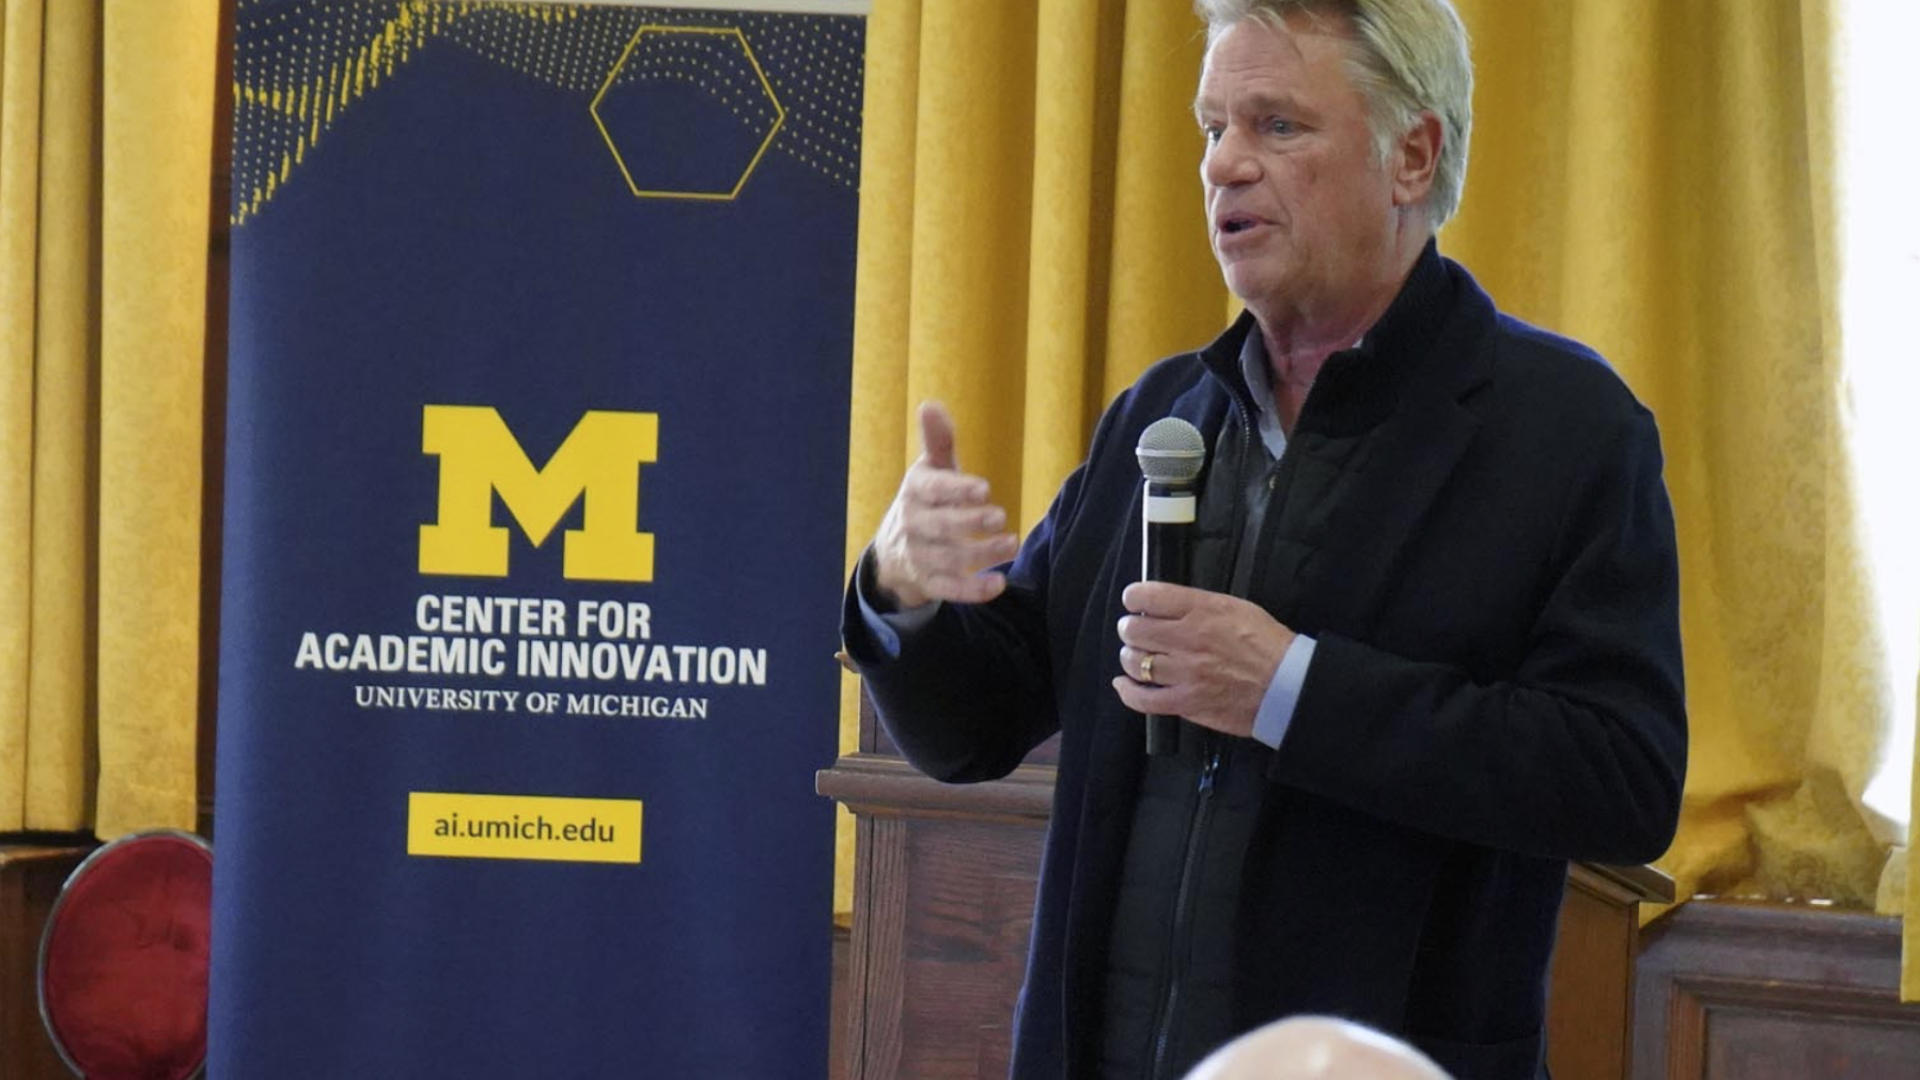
xmin=418 ymin=406 xmax=657 ymax=582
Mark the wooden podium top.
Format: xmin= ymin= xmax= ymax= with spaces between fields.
xmin=820 ymin=752 xmax=1672 ymax=1080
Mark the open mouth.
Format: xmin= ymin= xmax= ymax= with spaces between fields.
xmin=1218 ymin=216 xmax=1259 ymax=235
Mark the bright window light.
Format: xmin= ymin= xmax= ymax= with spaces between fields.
xmin=1839 ymin=2 xmax=1920 ymax=843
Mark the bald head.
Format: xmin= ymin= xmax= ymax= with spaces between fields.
xmin=1184 ymin=1017 xmax=1453 ymax=1080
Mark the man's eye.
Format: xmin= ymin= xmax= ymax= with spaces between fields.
xmin=1202 ymin=125 xmax=1224 ymax=144
xmin=1268 ymin=118 xmax=1296 ymax=136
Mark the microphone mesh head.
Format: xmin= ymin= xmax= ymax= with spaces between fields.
xmin=1136 ymin=417 xmax=1207 ymax=484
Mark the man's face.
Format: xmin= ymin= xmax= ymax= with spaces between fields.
xmin=1195 ymin=15 xmax=1406 ymax=326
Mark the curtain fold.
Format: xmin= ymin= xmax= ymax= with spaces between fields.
xmin=3 ymin=0 xmax=97 ymax=831
xmin=0 ymin=0 xmax=45 ymax=826
xmin=28 ymin=0 xmax=98 ymax=832
xmin=94 ymin=0 xmax=216 ymax=836
xmin=1908 ymin=663 xmax=1919 ymax=997
xmin=2 ymin=0 xmax=46 ymax=824
xmin=0 ymin=0 xmax=213 ymax=837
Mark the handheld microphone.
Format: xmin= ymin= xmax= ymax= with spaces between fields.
xmin=1135 ymin=417 xmax=1207 ymax=757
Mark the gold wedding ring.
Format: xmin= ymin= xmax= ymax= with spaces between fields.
xmin=1139 ymin=653 xmax=1156 ymax=684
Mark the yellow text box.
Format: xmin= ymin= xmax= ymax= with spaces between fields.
xmin=408 ymin=792 xmax=642 ymax=864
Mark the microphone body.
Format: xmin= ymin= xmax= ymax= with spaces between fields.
xmin=1141 ymin=478 xmax=1196 ymax=756
xmin=1134 ymin=417 xmax=1208 ymax=757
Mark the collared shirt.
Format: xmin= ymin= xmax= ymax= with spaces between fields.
xmin=1235 ymin=329 xmax=1317 ymax=749
xmin=854 ymin=326 xmax=1326 ymax=752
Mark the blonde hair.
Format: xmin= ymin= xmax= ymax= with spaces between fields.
xmin=1195 ymin=0 xmax=1473 ymax=229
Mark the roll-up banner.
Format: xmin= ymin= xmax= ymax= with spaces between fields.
xmin=210 ymin=3 xmax=863 ymax=1076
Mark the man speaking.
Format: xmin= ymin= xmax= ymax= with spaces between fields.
xmin=841 ymin=2 xmax=1687 ymax=1078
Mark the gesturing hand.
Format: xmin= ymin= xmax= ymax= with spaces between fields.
xmin=1112 ymin=581 xmax=1295 ymax=738
xmin=871 ymin=402 xmax=1021 ymax=609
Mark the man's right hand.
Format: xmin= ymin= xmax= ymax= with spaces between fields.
xmin=871 ymin=402 xmax=1021 ymax=609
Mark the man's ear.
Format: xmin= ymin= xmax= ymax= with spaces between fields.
xmin=1392 ymin=110 xmax=1443 ymax=209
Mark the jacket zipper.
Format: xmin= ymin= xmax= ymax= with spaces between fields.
xmin=1138 ymin=350 xmax=1294 ymax=1077
xmin=1147 ymin=742 xmax=1224 ymax=1080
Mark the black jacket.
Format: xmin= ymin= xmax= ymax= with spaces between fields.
xmin=843 ymin=245 xmax=1687 ymax=1080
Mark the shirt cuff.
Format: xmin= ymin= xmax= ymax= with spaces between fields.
xmin=1251 ymin=634 xmax=1317 ymax=749
xmin=854 ymin=553 xmax=942 ymax=659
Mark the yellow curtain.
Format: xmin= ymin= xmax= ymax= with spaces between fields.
xmin=1908 ymin=661 xmax=1919 ymax=996
xmin=2 ymin=0 xmax=100 ymax=832
xmin=1447 ymin=0 xmax=1902 ymax=934
xmin=0 ymin=0 xmax=215 ymax=836
xmin=841 ymin=0 xmax=1912 ymax=978
xmin=836 ymin=0 xmax=1227 ymax=908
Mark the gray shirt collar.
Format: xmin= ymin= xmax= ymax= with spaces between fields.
xmin=1235 ymin=326 xmax=1364 ymax=460
xmin=1236 ymin=331 xmax=1290 ymax=460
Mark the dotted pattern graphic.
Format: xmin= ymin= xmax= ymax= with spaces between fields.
xmin=232 ymin=0 xmax=864 ymax=225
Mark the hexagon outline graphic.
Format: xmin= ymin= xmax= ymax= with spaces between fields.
xmin=590 ymin=26 xmax=787 ymax=201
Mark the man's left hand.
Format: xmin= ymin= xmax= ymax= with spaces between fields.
xmin=1112 ymin=581 xmax=1295 ymax=738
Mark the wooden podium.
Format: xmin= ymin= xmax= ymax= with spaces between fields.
xmin=820 ymin=727 xmax=1672 ymax=1080
xmin=0 ymin=843 xmax=94 ymax=1080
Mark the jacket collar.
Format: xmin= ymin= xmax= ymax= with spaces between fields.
xmin=1193 ymin=239 xmax=1480 ymax=418
xmin=1189 ymin=241 xmax=1499 ymax=634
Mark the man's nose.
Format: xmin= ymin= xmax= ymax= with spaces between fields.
xmin=1202 ymin=128 xmax=1260 ymax=187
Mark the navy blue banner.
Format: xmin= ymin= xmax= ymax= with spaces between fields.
xmin=211 ymin=4 xmax=861 ymax=1077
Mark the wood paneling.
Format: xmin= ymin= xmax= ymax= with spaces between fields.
xmin=831 ymin=919 xmax=851 ymax=1080
xmin=1632 ymin=902 xmax=1920 ymax=1080
xmin=0 ymin=844 xmax=92 ymax=1080
xmin=1552 ymin=862 xmax=1674 ymax=1080
xmin=821 ymin=752 xmax=1669 ymax=1080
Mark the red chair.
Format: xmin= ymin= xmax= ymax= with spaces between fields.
xmin=36 ymin=830 xmax=212 ymax=1080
